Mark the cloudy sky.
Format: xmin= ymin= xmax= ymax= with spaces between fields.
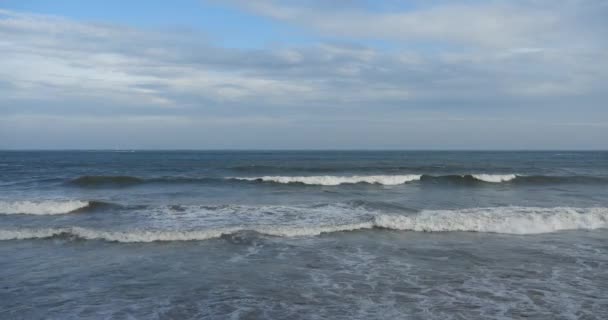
xmin=1 ymin=0 xmax=607 ymax=149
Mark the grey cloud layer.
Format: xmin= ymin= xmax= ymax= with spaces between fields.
xmin=0 ymin=2 xmax=607 ymax=148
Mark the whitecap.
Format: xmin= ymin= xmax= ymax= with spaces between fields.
xmin=470 ymin=174 xmax=518 ymax=183
xmin=374 ymin=207 xmax=608 ymax=234
xmin=0 ymin=200 xmax=90 ymax=215
xmin=1 ymin=207 xmax=606 ymax=242
xmin=234 ymin=175 xmax=422 ymax=186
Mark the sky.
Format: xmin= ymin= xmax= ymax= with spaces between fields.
xmin=0 ymin=0 xmax=607 ymax=149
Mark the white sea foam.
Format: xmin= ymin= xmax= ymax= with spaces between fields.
xmin=374 ymin=207 xmax=608 ymax=234
xmin=0 ymin=200 xmax=90 ymax=215
xmin=234 ymin=175 xmax=422 ymax=185
xmin=256 ymin=222 xmax=375 ymax=237
xmin=470 ymin=174 xmax=518 ymax=183
xmin=234 ymin=174 xmax=521 ymax=185
xmin=0 ymin=227 xmax=238 ymax=242
xmin=0 ymin=224 xmax=373 ymax=242
xmin=1 ymin=207 xmax=605 ymax=242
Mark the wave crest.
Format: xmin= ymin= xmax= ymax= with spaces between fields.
xmin=470 ymin=174 xmax=518 ymax=183
xmin=63 ymin=174 xmax=607 ymax=188
xmin=0 ymin=200 xmax=91 ymax=215
xmin=234 ymin=175 xmax=423 ymax=185
xmin=0 ymin=224 xmax=374 ymax=242
xmin=1 ymin=207 xmax=606 ymax=242
xmin=374 ymin=207 xmax=608 ymax=234
xmin=233 ymin=174 xmax=521 ymax=185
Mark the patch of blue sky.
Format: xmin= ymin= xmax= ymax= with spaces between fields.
xmin=0 ymin=0 xmax=317 ymax=49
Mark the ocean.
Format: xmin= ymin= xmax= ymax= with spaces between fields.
xmin=1 ymin=151 xmax=607 ymax=319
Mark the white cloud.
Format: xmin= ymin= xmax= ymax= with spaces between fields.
xmin=2 ymin=6 xmax=606 ymax=113
xmin=0 ymin=4 xmax=606 ymax=149
xmin=223 ymin=0 xmax=606 ymax=49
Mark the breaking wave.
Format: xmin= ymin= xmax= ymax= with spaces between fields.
xmin=470 ymin=174 xmax=518 ymax=183
xmin=374 ymin=207 xmax=608 ymax=234
xmin=234 ymin=175 xmax=423 ymax=185
xmin=1 ymin=207 xmax=605 ymax=242
xmin=0 ymin=227 xmax=237 ymax=242
xmin=0 ymin=223 xmax=375 ymax=242
xmin=64 ymin=174 xmax=607 ymax=187
xmin=238 ymin=174 xmax=608 ymax=185
xmin=235 ymin=174 xmax=524 ymax=185
xmin=0 ymin=200 xmax=93 ymax=215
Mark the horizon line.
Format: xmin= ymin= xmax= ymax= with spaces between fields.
xmin=1 ymin=149 xmax=606 ymax=152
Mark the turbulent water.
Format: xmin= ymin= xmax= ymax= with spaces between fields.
xmin=1 ymin=151 xmax=607 ymax=319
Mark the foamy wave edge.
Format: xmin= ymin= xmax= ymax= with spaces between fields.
xmin=233 ymin=174 xmax=521 ymax=185
xmin=234 ymin=175 xmax=423 ymax=185
xmin=0 ymin=200 xmax=90 ymax=215
xmin=470 ymin=174 xmax=518 ymax=183
xmin=1 ymin=207 xmax=606 ymax=242
xmin=0 ymin=223 xmax=375 ymax=242
xmin=374 ymin=207 xmax=608 ymax=234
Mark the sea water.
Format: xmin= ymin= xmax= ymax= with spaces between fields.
xmin=0 ymin=151 xmax=607 ymax=319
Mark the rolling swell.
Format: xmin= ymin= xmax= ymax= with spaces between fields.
xmin=67 ymin=175 xmax=223 ymax=187
xmin=69 ymin=175 xmax=144 ymax=187
xmin=69 ymin=200 xmax=121 ymax=213
xmin=515 ymin=175 xmax=608 ymax=184
xmin=65 ymin=174 xmax=608 ymax=188
xmin=1 ymin=206 xmax=606 ymax=242
xmin=416 ymin=174 xmax=521 ymax=185
xmin=227 ymin=164 xmax=478 ymax=174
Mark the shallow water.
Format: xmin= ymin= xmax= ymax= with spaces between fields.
xmin=1 ymin=151 xmax=607 ymax=319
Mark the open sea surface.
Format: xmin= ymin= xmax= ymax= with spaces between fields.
xmin=1 ymin=151 xmax=607 ymax=319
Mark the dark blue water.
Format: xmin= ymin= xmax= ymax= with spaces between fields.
xmin=1 ymin=151 xmax=607 ymax=319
